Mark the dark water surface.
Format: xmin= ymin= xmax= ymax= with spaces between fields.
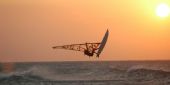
xmin=0 ymin=61 xmax=170 ymax=85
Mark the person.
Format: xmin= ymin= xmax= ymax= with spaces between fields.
xmin=84 ymin=49 xmax=93 ymax=56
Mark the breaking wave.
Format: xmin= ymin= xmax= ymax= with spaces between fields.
xmin=1 ymin=65 xmax=170 ymax=81
xmin=127 ymin=69 xmax=170 ymax=81
xmin=0 ymin=61 xmax=170 ymax=85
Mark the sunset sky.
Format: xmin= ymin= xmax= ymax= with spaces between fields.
xmin=1 ymin=0 xmax=170 ymax=62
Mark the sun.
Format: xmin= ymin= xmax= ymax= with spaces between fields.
xmin=156 ymin=3 xmax=170 ymax=17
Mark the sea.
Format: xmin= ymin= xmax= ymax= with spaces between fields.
xmin=0 ymin=61 xmax=170 ymax=85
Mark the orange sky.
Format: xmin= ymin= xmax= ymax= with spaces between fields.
xmin=1 ymin=0 xmax=170 ymax=62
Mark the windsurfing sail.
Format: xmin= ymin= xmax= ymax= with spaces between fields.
xmin=96 ymin=29 xmax=109 ymax=57
xmin=52 ymin=29 xmax=109 ymax=57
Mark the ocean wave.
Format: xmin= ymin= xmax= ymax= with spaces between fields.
xmin=0 ymin=73 xmax=46 ymax=84
xmin=0 ymin=66 xmax=52 ymax=81
xmin=1 ymin=63 xmax=170 ymax=82
xmin=127 ymin=68 xmax=170 ymax=81
xmin=127 ymin=64 xmax=170 ymax=72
